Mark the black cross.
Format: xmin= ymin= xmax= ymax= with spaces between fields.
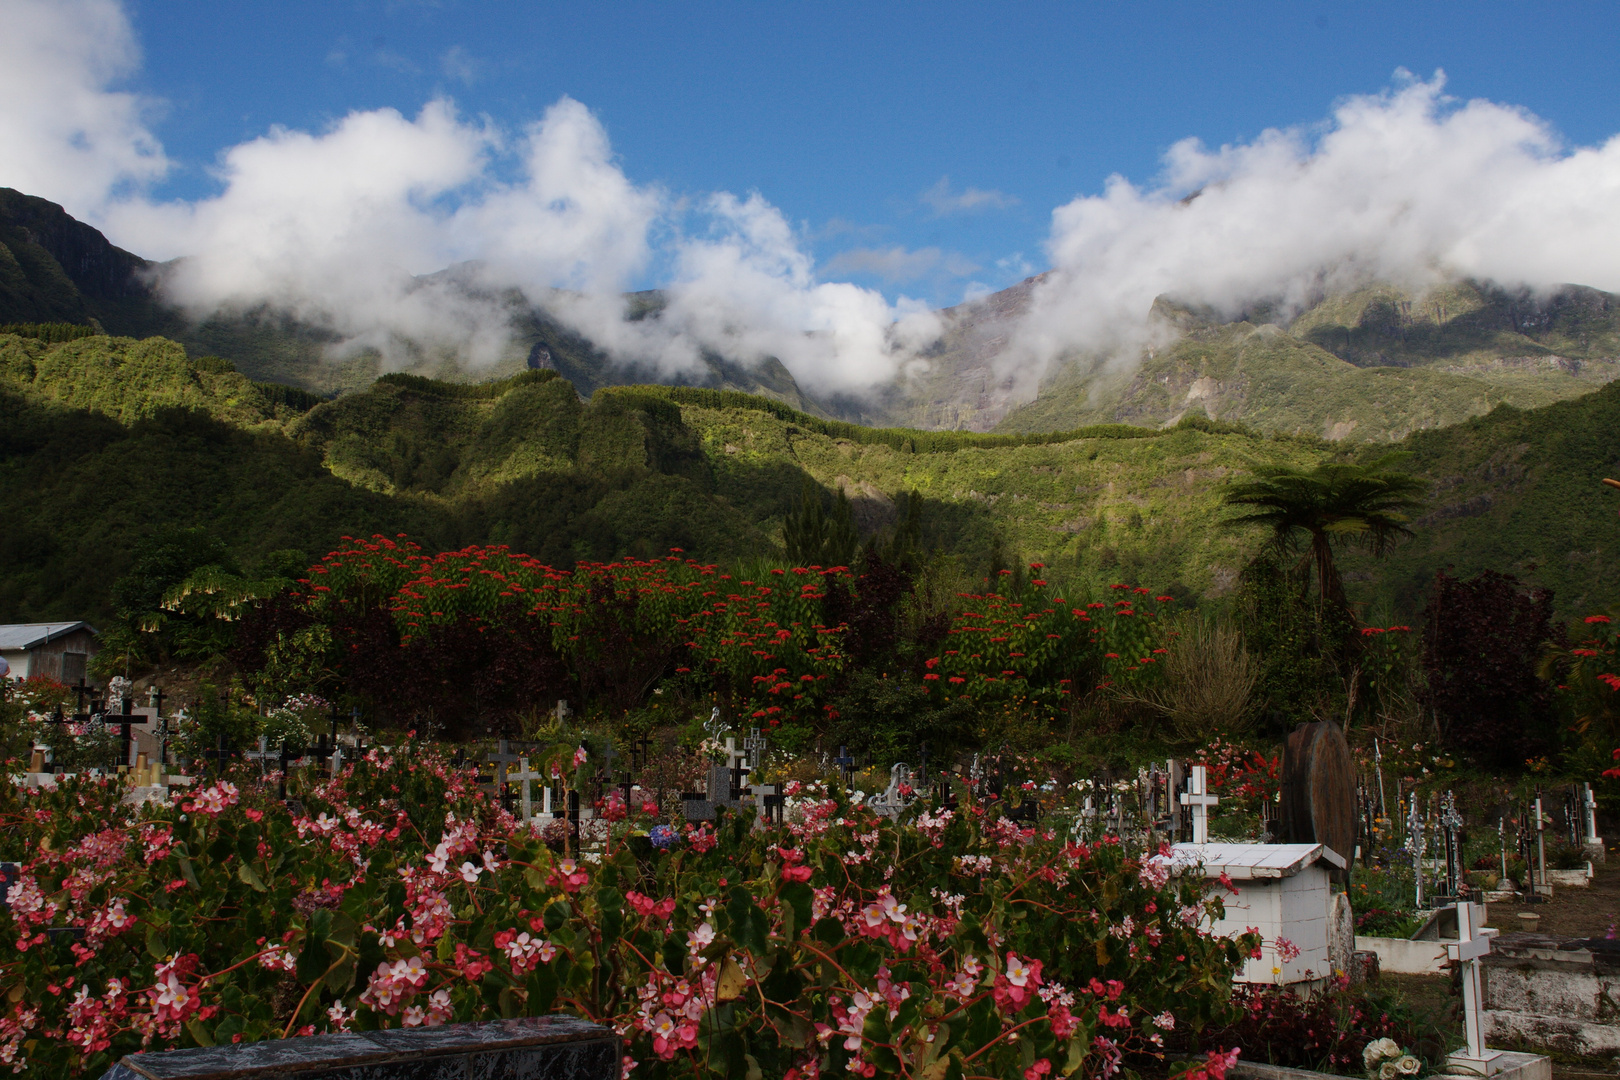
xmin=202 ymin=735 xmax=234 ymax=775
xmin=118 ymin=693 xmax=135 ymax=772
xmin=629 ymin=733 xmax=654 ymax=774
xmin=488 ymin=739 xmax=524 ymax=806
xmin=834 ymin=745 xmax=855 ymax=787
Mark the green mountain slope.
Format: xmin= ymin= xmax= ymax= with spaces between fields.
xmin=4 ymin=331 xmax=1617 ymax=624
xmin=1341 ymin=380 xmax=1620 ymax=618
xmin=992 ymin=281 xmax=1620 ymax=439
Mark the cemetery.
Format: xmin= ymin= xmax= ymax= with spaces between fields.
xmin=1 ymin=538 xmax=1618 ymax=1080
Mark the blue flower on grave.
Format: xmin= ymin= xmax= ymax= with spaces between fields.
xmin=649 ymin=825 xmax=681 ymax=850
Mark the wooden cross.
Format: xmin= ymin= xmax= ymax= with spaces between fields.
xmin=1445 ymin=901 xmax=1503 ymax=1075
xmin=509 ymin=757 xmax=544 ymax=820
xmin=1179 ymin=764 xmax=1219 ymax=844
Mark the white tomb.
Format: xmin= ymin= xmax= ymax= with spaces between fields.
xmin=1173 ymin=841 xmax=1346 ymax=984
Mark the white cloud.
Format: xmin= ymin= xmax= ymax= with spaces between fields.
xmin=0 ymin=0 xmax=168 ymax=216
xmin=1008 ymin=72 xmax=1620 ymax=389
xmin=440 ymin=45 xmax=482 ymax=86
xmin=820 ymin=245 xmax=979 ymax=282
xmin=30 ymin=0 xmax=937 ymax=394
xmin=921 ymin=176 xmax=1017 ymax=216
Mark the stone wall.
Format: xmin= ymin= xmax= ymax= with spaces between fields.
xmin=1482 ymin=932 xmax=1620 ymax=1059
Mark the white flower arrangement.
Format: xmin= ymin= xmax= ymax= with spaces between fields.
xmin=1363 ymin=1037 xmax=1422 ymax=1079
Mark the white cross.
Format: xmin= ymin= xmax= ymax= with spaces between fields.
xmin=1585 ymin=783 xmax=1601 ymax=845
xmin=509 ymin=757 xmax=544 ymax=821
xmin=1446 ymin=901 xmax=1503 ymax=1075
xmin=1534 ymin=796 xmax=1548 ymax=889
xmin=749 ymin=780 xmax=779 ymax=831
xmin=1180 ymin=764 xmax=1219 ymax=844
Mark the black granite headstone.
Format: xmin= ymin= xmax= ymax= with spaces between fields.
xmin=98 ymin=1015 xmax=618 ymax=1080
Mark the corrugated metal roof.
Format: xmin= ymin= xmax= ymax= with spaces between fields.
xmin=0 ymin=622 xmax=99 ymax=650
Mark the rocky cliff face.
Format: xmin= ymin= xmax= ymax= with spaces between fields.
xmin=0 ymin=189 xmax=153 ymax=302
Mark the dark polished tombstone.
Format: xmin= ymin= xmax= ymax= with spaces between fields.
xmin=98 ymin=1015 xmax=618 ymax=1080
xmin=1278 ymin=720 xmax=1356 ymax=883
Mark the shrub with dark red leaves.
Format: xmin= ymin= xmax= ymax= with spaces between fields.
xmin=1195 ymin=983 xmax=1436 ymax=1074
xmin=1422 ymin=569 xmax=1560 ymax=767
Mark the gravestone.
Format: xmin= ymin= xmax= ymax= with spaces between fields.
xmin=1278 ymin=720 xmax=1355 ymax=882
xmin=1583 ymin=783 xmax=1605 ymax=864
xmin=1180 ymin=764 xmax=1218 ymax=844
xmin=98 ymin=1015 xmax=617 ymax=1080
xmin=868 ymin=763 xmax=915 ymax=819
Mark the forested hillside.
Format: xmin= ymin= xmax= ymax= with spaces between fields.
xmin=4 ymin=330 xmax=1617 ymax=626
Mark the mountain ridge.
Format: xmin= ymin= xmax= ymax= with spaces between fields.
xmin=4 ymin=186 xmax=1618 ymax=445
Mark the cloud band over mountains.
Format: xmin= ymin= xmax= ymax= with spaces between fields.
xmin=5 ymin=0 xmax=1620 ymax=399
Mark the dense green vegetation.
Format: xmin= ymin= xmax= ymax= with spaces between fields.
xmin=2 ymin=329 xmax=1617 ymax=631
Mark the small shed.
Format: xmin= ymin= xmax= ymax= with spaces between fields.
xmin=0 ymin=622 xmax=99 ymax=683
xmin=1173 ymin=842 xmax=1346 ymax=984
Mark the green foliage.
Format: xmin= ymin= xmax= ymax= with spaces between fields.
xmin=781 ymin=479 xmax=859 ymax=567
xmin=1223 ymin=451 xmax=1425 ymax=610
xmin=1233 ymin=553 xmax=1355 ymax=733
xmin=374 ymin=368 xmax=560 ymax=399
xmin=0 ymin=322 xmax=98 ymax=343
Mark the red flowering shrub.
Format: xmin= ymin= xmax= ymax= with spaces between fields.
xmin=0 ymin=748 xmax=1251 ymax=1078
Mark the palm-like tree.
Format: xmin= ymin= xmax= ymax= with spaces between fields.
xmin=1223 ymin=452 xmax=1426 ymax=611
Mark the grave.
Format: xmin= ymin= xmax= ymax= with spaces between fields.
xmin=1582 ymin=783 xmax=1605 ymax=865
xmin=1172 ymin=842 xmax=1345 ymax=984
xmin=1277 ymin=721 xmax=1355 ymax=883
xmin=1481 ymin=932 xmax=1620 ymax=1063
xmin=97 ymin=1015 xmax=618 ymax=1080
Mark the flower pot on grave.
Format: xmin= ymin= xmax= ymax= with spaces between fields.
xmin=1517 ymin=912 xmax=1541 ymax=933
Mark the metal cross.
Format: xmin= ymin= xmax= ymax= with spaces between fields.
xmin=1440 ymin=791 xmax=1464 ymax=898
xmin=1179 ymin=764 xmax=1219 ymax=844
xmin=743 ymin=728 xmax=769 ymax=772
xmin=1406 ymin=792 xmax=1426 ymax=908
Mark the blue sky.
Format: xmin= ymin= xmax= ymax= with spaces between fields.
xmin=119 ymin=1 xmax=1620 ymax=307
